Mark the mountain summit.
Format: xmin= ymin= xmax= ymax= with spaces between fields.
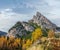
xmin=29 ymin=12 xmax=57 ymax=29
xmin=7 ymin=12 xmax=57 ymax=37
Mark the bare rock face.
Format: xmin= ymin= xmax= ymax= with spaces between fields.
xmin=29 ymin=12 xmax=57 ymax=29
xmin=7 ymin=22 xmax=27 ymax=37
xmin=7 ymin=21 xmax=35 ymax=37
xmin=22 ymin=22 xmax=34 ymax=32
xmin=7 ymin=12 xmax=57 ymax=38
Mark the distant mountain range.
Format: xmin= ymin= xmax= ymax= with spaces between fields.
xmin=0 ymin=31 xmax=7 ymax=36
xmin=6 ymin=12 xmax=60 ymax=38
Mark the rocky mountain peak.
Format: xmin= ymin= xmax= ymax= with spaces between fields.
xmin=7 ymin=12 xmax=57 ymax=38
xmin=36 ymin=12 xmax=42 ymax=17
xmin=29 ymin=12 xmax=57 ymax=29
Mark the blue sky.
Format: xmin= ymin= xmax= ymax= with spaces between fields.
xmin=0 ymin=0 xmax=60 ymax=32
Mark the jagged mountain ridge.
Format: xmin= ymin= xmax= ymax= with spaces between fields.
xmin=29 ymin=12 xmax=57 ymax=29
xmin=7 ymin=12 xmax=57 ymax=37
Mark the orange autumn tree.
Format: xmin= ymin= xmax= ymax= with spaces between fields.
xmin=32 ymin=28 xmax=42 ymax=41
xmin=0 ymin=36 xmax=22 ymax=50
xmin=0 ymin=36 xmax=7 ymax=49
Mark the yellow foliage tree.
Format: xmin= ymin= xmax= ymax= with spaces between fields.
xmin=32 ymin=28 xmax=42 ymax=41
xmin=26 ymin=39 xmax=32 ymax=46
xmin=22 ymin=39 xmax=32 ymax=49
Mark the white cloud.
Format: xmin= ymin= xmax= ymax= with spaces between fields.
xmin=0 ymin=8 xmax=31 ymax=32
